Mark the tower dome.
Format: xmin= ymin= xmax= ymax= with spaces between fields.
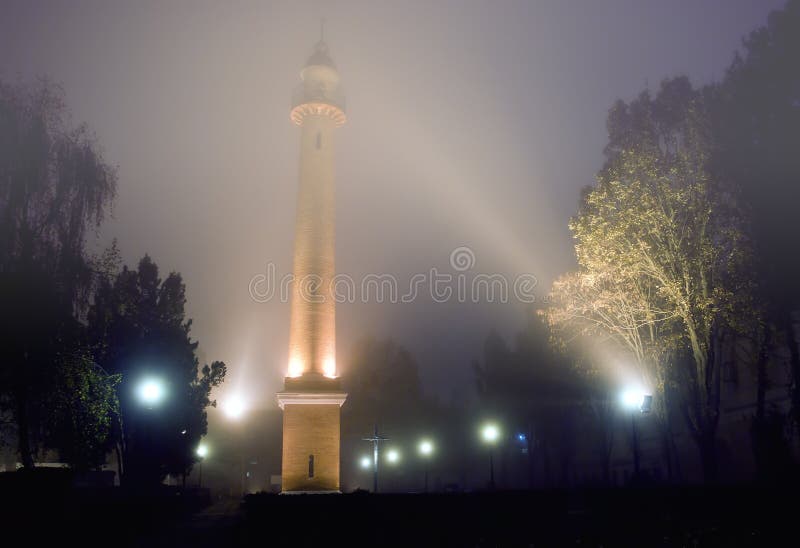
xmin=305 ymin=40 xmax=336 ymax=69
xmin=291 ymin=39 xmax=346 ymax=126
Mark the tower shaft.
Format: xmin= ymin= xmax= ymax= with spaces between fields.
xmin=277 ymin=40 xmax=347 ymax=494
xmin=287 ymin=114 xmax=337 ymax=378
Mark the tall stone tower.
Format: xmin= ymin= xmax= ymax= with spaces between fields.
xmin=276 ymin=39 xmax=347 ymax=493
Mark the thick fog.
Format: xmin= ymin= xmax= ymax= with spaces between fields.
xmin=0 ymin=0 xmax=782 ymax=409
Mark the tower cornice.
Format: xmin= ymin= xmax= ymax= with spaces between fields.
xmin=290 ymin=102 xmax=346 ymax=127
xmin=276 ymin=392 xmax=348 ymax=410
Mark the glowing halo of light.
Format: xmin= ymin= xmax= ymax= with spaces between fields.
xmin=323 ymin=356 xmax=336 ymax=378
xmin=620 ymin=388 xmax=646 ymax=410
xmin=137 ymin=377 xmax=166 ymax=407
xmin=418 ymin=439 xmax=434 ymax=457
xmin=481 ymin=423 xmax=500 ymax=445
xmin=288 ymin=357 xmax=303 ymax=378
xmin=222 ymin=394 xmax=247 ymax=421
xmin=386 ymin=449 xmax=400 ymax=464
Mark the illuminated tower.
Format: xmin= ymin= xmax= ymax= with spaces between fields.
xmin=276 ymin=39 xmax=347 ymax=493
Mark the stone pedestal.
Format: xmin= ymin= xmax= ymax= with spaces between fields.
xmin=277 ymin=375 xmax=346 ymax=493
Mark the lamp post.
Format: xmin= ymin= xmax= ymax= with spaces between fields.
xmin=384 ymin=448 xmax=401 ymax=492
xmin=221 ymin=393 xmax=248 ymax=496
xmin=418 ymin=439 xmax=434 ymax=493
xmin=620 ymin=389 xmax=652 ymax=479
xmin=132 ymin=376 xmax=168 ymax=486
xmin=196 ymin=443 xmax=209 ymax=488
xmin=481 ymin=423 xmax=500 ymax=490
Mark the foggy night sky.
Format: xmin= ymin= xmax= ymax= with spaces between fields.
xmin=0 ymin=0 xmax=784 ymax=409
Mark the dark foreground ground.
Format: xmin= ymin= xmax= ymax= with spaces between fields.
xmin=1 ymin=473 xmax=797 ymax=547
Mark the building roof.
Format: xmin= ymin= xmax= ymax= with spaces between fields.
xmin=306 ymin=40 xmax=336 ymax=68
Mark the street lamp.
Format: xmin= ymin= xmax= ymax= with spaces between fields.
xmin=482 ymin=423 xmax=500 ymax=444
xmin=620 ymin=388 xmax=652 ymax=478
xmin=418 ymin=439 xmax=434 ymax=492
xmin=221 ymin=393 xmax=249 ymax=496
xmin=481 ymin=422 xmax=500 ymax=490
xmin=621 ymin=389 xmax=646 ymax=411
xmin=517 ymin=425 xmax=535 ymax=489
xmin=419 ymin=439 xmax=433 ymax=456
xmin=359 ymin=456 xmax=372 ymax=470
xmin=136 ymin=377 xmax=166 ymax=407
xmin=196 ymin=443 xmax=209 ymax=488
xmin=386 ymin=448 xmax=400 ymax=464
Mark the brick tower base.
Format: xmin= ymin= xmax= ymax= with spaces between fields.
xmin=277 ymin=374 xmax=347 ymax=493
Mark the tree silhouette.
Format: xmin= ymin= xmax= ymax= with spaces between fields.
xmin=710 ymin=0 xmax=800 ymax=432
xmin=88 ymin=255 xmax=225 ymax=485
xmin=0 ymin=79 xmax=117 ymax=468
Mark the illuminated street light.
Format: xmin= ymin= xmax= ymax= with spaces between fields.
xmin=480 ymin=422 xmax=501 ymax=490
xmin=418 ymin=439 xmax=434 ymax=457
xmin=136 ymin=377 xmax=166 ymax=407
xmin=418 ymin=439 xmax=434 ymax=492
xmin=481 ymin=423 xmax=500 ymax=444
xmin=196 ymin=442 xmax=209 ymax=488
xmin=620 ymin=388 xmax=646 ymax=411
xmin=620 ymin=387 xmax=653 ymax=479
xmin=359 ymin=456 xmax=372 ymax=470
xmin=386 ymin=448 xmax=400 ymax=464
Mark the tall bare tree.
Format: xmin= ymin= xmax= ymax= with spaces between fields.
xmin=547 ymin=78 xmax=756 ymax=481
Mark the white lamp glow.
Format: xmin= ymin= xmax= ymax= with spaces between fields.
xmin=418 ymin=439 xmax=434 ymax=457
xmin=621 ymin=388 xmax=646 ymax=410
xmin=481 ymin=423 xmax=500 ymax=444
xmin=137 ymin=377 xmax=165 ymax=406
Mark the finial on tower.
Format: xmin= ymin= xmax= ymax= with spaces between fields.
xmin=306 ymin=28 xmax=335 ymax=69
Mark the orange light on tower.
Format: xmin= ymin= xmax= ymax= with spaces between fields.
xmin=323 ymin=357 xmax=336 ymax=378
xmin=288 ymin=357 xmax=303 ymax=378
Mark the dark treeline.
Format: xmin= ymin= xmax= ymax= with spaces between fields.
xmin=338 ymin=1 xmax=800 ymax=491
xmin=0 ymin=79 xmax=226 ymax=485
xmin=546 ymin=0 xmax=800 ymax=486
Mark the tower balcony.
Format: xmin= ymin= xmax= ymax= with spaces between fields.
xmin=290 ymin=83 xmax=346 ymax=127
